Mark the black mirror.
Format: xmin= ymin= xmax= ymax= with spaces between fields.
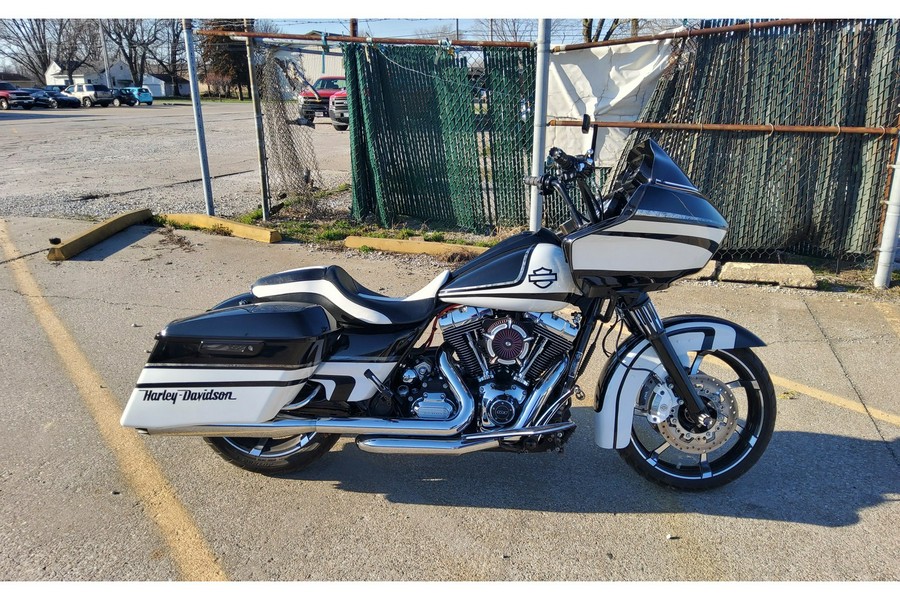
xmin=581 ymin=114 xmax=591 ymax=134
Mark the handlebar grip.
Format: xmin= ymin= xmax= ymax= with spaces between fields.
xmin=523 ymin=176 xmax=543 ymax=187
xmin=549 ymin=147 xmax=576 ymax=170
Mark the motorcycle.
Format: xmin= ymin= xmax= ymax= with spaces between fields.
xmin=121 ymin=117 xmax=776 ymax=490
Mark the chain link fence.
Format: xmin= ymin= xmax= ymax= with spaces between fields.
xmin=255 ymin=46 xmax=322 ymax=211
xmin=344 ymin=43 xmax=539 ymax=232
xmin=244 ymin=21 xmax=900 ymax=267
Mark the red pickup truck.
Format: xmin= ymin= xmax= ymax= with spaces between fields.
xmin=298 ymin=76 xmax=345 ymax=121
xmin=0 ymin=82 xmax=35 ymax=110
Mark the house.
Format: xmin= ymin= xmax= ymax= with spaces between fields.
xmin=0 ymin=71 xmax=35 ymax=87
xmin=142 ymin=73 xmax=190 ymax=97
xmin=45 ymin=59 xmax=133 ymax=88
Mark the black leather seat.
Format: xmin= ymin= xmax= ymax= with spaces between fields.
xmin=251 ymin=265 xmax=449 ymax=327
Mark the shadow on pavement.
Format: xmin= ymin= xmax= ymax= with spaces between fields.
xmin=68 ymin=225 xmax=158 ymax=261
xmin=282 ymin=406 xmax=899 ymax=528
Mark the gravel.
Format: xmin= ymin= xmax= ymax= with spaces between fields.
xmin=0 ymin=104 xmax=351 ymax=220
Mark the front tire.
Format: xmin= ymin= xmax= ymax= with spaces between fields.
xmin=83 ymin=97 xmax=93 ymax=108
xmin=205 ymin=432 xmax=339 ymax=476
xmin=618 ymin=347 xmax=776 ymax=490
xmin=113 ymin=98 xmax=121 ymax=107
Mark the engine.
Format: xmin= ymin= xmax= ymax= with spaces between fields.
xmin=395 ymin=307 xmax=578 ymax=430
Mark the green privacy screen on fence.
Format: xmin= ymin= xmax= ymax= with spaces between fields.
xmin=344 ymin=43 xmax=537 ymax=232
xmin=623 ymin=19 xmax=900 ymax=262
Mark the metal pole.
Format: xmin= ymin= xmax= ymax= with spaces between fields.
xmin=875 ymin=161 xmax=900 ymax=288
xmin=98 ymin=21 xmax=112 ymax=88
xmin=350 ymin=19 xmax=358 ymax=38
xmin=245 ymin=19 xmax=271 ymax=221
xmin=183 ymin=19 xmax=215 ymax=216
xmin=529 ymin=19 xmax=551 ymax=232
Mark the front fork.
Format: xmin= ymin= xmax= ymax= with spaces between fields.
xmin=618 ymin=293 xmax=714 ymax=427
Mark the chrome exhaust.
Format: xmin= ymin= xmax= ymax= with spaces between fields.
xmin=355 ymin=421 xmax=576 ymax=455
xmin=140 ymin=352 xmax=474 ymax=438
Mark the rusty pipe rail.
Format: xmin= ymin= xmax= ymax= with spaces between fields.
xmin=196 ymin=29 xmax=533 ymax=49
xmin=552 ymin=19 xmax=824 ymax=52
xmin=548 ymin=119 xmax=899 ymax=137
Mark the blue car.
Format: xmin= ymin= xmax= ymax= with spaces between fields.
xmin=124 ymin=86 xmax=153 ymax=105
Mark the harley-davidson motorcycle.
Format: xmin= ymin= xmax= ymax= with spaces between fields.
xmin=122 ymin=119 xmax=776 ymax=490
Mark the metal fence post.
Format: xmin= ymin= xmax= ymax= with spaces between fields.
xmin=875 ymin=159 xmax=900 ymax=288
xmin=244 ymin=19 xmax=271 ymax=221
xmin=529 ymin=19 xmax=551 ymax=232
xmin=183 ymin=19 xmax=215 ymax=216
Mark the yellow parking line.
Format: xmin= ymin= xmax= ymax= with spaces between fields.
xmin=0 ymin=220 xmax=227 ymax=581
xmin=875 ymin=302 xmax=900 ymax=339
xmin=770 ymin=374 xmax=900 ymax=428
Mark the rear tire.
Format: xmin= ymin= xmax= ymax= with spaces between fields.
xmin=113 ymin=98 xmax=121 ymax=107
xmin=333 ymin=122 xmax=348 ymax=131
xmin=618 ymin=347 xmax=776 ymax=490
xmin=205 ymin=432 xmax=339 ymax=476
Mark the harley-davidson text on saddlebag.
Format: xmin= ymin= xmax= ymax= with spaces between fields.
xmin=120 ymin=302 xmax=337 ymax=430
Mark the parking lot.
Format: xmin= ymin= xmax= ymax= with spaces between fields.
xmin=1 ymin=103 xmax=899 ymax=581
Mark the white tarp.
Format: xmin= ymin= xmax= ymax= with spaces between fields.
xmin=546 ymin=34 xmax=678 ymax=168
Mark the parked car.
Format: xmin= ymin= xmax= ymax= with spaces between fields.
xmin=328 ymin=89 xmax=349 ymax=131
xmin=44 ymin=90 xmax=81 ymax=108
xmin=0 ymin=82 xmax=34 ymax=110
xmin=298 ymin=76 xmax=345 ymax=120
xmin=111 ymin=88 xmax=138 ymax=107
xmin=64 ymin=83 xmax=113 ymax=107
xmin=123 ymin=87 xmax=153 ymax=105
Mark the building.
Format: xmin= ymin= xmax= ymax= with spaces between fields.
xmin=0 ymin=71 xmax=34 ymax=87
xmin=142 ymin=73 xmax=190 ymax=97
xmin=45 ymin=59 xmax=133 ymax=88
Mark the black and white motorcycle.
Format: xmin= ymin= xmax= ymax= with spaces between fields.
xmin=122 ymin=120 xmax=776 ymax=490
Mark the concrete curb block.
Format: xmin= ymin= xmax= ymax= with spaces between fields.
xmin=47 ymin=209 xmax=153 ymax=261
xmin=344 ymin=236 xmax=489 ymax=257
xmin=161 ymin=214 xmax=281 ymax=243
xmin=684 ymin=260 xmax=721 ymax=281
xmin=719 ymin=262 xmax=818 ymax=289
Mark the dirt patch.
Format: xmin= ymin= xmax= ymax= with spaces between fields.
xmin=156 ymin=226 xmax=195 ymax=252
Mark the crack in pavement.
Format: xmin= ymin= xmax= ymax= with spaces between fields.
xmin=0 ymin=287 xmax=203 ymax=313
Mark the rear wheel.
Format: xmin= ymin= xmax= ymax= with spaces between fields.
xmin=333 ymin=122 xmax=348 ymax=131
xmin=113 ymin=98 xmax=121 ymax=107
xmin=205 ymin=431 xmax=339 ymax=475
xmin=618 ymin=347 xmax=776 ymax=490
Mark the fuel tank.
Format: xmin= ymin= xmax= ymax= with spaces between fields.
xmin=438 ymin=229 xmax=577 ymax=312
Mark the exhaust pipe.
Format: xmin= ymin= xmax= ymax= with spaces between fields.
xmin=141 ymin=352 xmax=474 ymax=438
xmin=356 ymin=421 xmax=576 ymax=455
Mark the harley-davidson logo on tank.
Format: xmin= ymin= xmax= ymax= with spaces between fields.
xmin=438 ymin=243 xmax=576 ymax=313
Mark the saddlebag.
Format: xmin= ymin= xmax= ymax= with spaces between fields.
xmin=121 ymin=302 xmax=338 ymax=429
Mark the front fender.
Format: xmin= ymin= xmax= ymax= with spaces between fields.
xmin=594 ymin=315 xmax=765 ymax=449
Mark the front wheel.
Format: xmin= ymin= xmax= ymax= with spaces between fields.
xmin=618 ymin=347 xmax=776 ymax=490
xmin=113 ymin=98 xmax=121 ymax=107
xmin=204 ymin=431 xmax=339 ymax=476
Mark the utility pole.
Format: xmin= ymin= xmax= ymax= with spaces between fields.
xmin=183 ymin=19 xmax=215 ymax=216
xmin=98 ymin=21 xmax=112 ymax=88
xmin=490 ymin=19 xmax=494 ymax=42
xmin=456 ymin=19 xmax=460 ymax=40
xmin=529 ymin=19 xmax=551 ymax=232
xmin=244 ymin=18 xmax=271 ymax=221
xmin=350 ymin=19 xmax=358 ymax=37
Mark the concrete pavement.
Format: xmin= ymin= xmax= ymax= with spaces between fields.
xmin=1 ymin=215 xmax=898 ymax=581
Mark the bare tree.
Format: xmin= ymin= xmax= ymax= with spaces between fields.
xmin=414 ymin=23 xmax=461 ymax=40
xmin=54 ymin=20 xmax=99 ymax=85
xmin=147 ymin=19 xmax=184 ymax=94
xmin=0 ymin=19 xmax=56 ymax=84
xmin=103 ymin=19 xmax=160 ymax=86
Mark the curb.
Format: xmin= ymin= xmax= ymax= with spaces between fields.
xmin=344 ymin=236 xmax=489 ymax=257
xmin=719 ymin=262 xmax=817 ymax=289
xmin=47 ymin=209 xmax=153 ymax=261
xmin=161 ymin=214 xmax=281 ymax=243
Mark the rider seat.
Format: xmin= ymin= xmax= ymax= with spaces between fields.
xmin=251 ymin=266 xmax=450 ymax=327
